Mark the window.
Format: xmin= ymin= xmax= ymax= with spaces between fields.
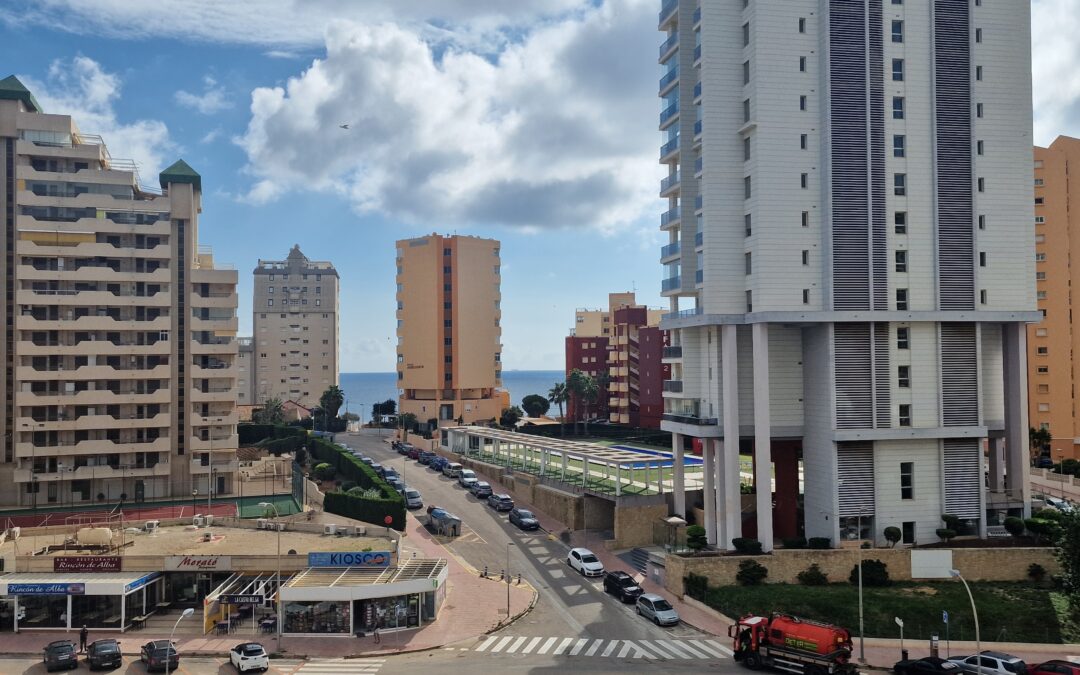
xmin=444 ymin=337 xmax=452 ymax=346
xmin=802 ymin=250 xmax=809 ymax=265
xmin=745 ymin=213 xmax=753 ymax=236
xmin=800 ymin=173 xmax=808 ymax=189
xmin=746 ymin=290 xmax=753 ymax=312
xmin=1037 ymin=346 xmax=1048 ymax=355
xmin=978 ymin=215 xmax=986 ymax=230
xmin=892 ymin=59 xmax=904 ymax=81
xmin=976 ymin=140 xmax=984 ymax=155
xmin=800 ymin=133 xmax=808 ymax=150
xmin=267 ymin=299 xmax=273 ymax=306
xmin=893 ymin=96 xmax=905 ymax=119
xmin=801 ymin=211 xmax=809 ymax=228
xmin=745 ymin=252 xmax=752 ymax=275
xmin=744 ymin=137 xmax=751 ymax=160
xmin=976 ymin=27 xmax=982 ymax=43
xmin=894 ymin=174 xmax=907 ymax=196
xmin=443 ymin=319 xmax=452 ymax=328
xmin=977 ymin=177 xmax=985 ymax=192
xmin=1035 ymin=197 xmax=1044 ymax=205
xmin=742 ymin=22 xmax=750 ymax=47
xmin=895 ymin=250 xmax=907 ymax=272
xmin=1037 ymin=272 xmax=1046 ymax=280
xmin=902 ymin=521 xmax=915 ymax=545
xmin=898 ymin=366 xmax=911 ymax=388
xmin=1038 ymin=384 xmax=1049 ymax=394
xmin=799 ymin=56 xmax=807 ymax=72
xmin=980 ymin=289 xmax=988 ymax=304
xmin=979 ymin=252 xmax=987 ymax=267
xmin=443 ymin=247 xmax=451 ymax=256
xmin=443 ymin=266 xmax=451 ymax=273
xmin=893 ymin=135 xmax=905 ymax=158
xmin=1038 ymin=366 xmax=1049 ymax=374
xmin=976 ymin=65 xmax=983 ymax=81
xmin=743 ymin=60 xmax=750 ymax=84
xmin=977 ymin=103 xmax=984 ymax=118
xmin=744 ymin=176 xmax=752 ymax=199
xmin=269 ymin=274 xmax=275 ymax=281
xmin=743 ymin=98 xmax=751 ymax=122
xmin=897 ymin=327 xmax=910 ymax=349
xmin=1035 ymin=178 xmax=1045 ymax=187
xmin=1039 ymin=403 xmax=1050 ymax=412
xmin=268 ymin=286 xmax=274 ymax=294
xmin=799 ymin=17 xmax=806 ymax=33
xmin=443 ymin=283 xmax=451 ymax=291
xmin=799 ymin=95 xmax=807 ymax=111
xmin=1037 ymin=291 xmax=1047 ymax=300
xmin=899 ymin=407 xmax=912 ymax=429
xmin=895 ymin=212 xmax=907 ymax=234
xmin=892 ymin=20 xmax=903 ymax=43
xmin=803 ymin=289 xmax=810 ymax=304
xmin=896 ymin=289 xmax=909 ymax=310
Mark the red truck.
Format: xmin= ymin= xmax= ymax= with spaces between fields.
xmin=729 ymin=613 xmax=855 ymax=675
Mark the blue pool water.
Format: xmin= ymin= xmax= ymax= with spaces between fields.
xmin=611 ymin=445 xmax=704 ymax=469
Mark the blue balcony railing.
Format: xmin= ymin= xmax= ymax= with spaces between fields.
xmin=694 ymin=45 xmax=701 ymax=62
xmin=660 ymin=136 xmax=680 ymax=159
xmin=694 ymin=119 xmax=703 ymax=136
xmin=662 ymin=345 xmax=683 ymax=359
xmin=661 ymin=207 xmax=681 ymax=227
xmin=661 ymin=241 xmax=681 ymax=258
xmin=660 ymin=0 xmax=678 ymax=25
xmin=660 ymin=103 xmax=680 ymax=126
xmin=659 ymin=32 xmax=679 ymax=60
xmin=694 ymin=195 xmax=703 ymax=210
xmin=662 ymin=307 xmax=703 ymax=320
xmin=693 ymin=7 xmax=701 ymax=25
xmin=693 ymin=81 xmax=702 ymax=99
xmin=659 ymin=66 xmax=680 ymax=92
xmin=661 ymin=276 xmax=681 ymax=292
xmin=695 ymin=269 xmax=703 ymax=284
xmin=695 ymin=157 xmax=703 ymax=174
xmin=695 ymin=231 xmax=703 ymax=247
xmin=660 ymin=171 xmax=681 ymax=193
xmin=663 ymin=380 xmax=684 ymax=393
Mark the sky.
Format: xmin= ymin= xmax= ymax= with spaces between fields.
xmin=0 ymin=0 xmax=1076 ymax=372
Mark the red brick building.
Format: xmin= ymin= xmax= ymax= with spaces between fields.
xmin=564 ymin=335 xmax=609 ymax=422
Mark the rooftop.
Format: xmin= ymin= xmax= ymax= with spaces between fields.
xmin=285 ymin=559 xmax=446 ymax=589
xmin=0 ymin=75 xmax=41 ymax=113
xmin=158 ymin=158 xmax=201 ymax=192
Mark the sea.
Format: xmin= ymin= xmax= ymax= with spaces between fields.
xmin=338 ymin=370 xmax=563 ymax=418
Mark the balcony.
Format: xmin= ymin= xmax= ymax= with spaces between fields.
xmin=693 ymin=6 xmax=701 ymax=26
xmin=695 ymin=195 xmax=703 ymax=211
xmin=662 ymin=307 xmax=703 ymax=320
xmin=14 ymin=461 xmax=170 ymax=483
xmin=661 ymin=241 xmax=681 ymax=259
xmin=693 ymin=81 xmax=702 ymax=101
xmin=696 ymin=269 xmax=703 ymax=284
xmin=659 ymin=0 xmax=678 ymax=28
xmin=190 ymin=459 xmax=240 ymax=475
xmin=695 ymin=157 xmax=703 ymax=175
xmin=694 ymin=119 xmax=703 ymax=137
xmin=659 ymin=103 xmax=679 ymax=128
xmin=662 ymin=345 xmax=683 ymax=359
xmin=661 ymin=275 xmax=681 ymax=293
xmin=660 ymin=136 xmax=680 ymax=162
xmin=660 ymin=206 xmax=681 ymax=229
xmin=659 ymin=32 xmax=679 ymax=61
xmin=659 ymin=66 xmax=679 ymax=95
xmin=663 ymin=380 xmax=684 ymax=393
xmin=693 ymin=45 xmax=701 ymax=63
xmin=695 ymin=231 xmax=703 ymax=247
xmin=663 ymin=412 xmax=718 ymax=426
xmin=660 ymin=171 xmax=681 ymax=196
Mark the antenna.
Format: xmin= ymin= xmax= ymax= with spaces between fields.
xmin=632 ymin=280 xmax=637 ymax=293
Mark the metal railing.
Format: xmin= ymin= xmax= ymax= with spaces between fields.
xmin=661 ymin=275 xmax=681 ymax=292
xmin=662 ymin=380 xmax=684 ymax=393
xmin=660 ymin=171 xmax=681 ymax=193
xmin=662 ymin=345 xmax=682 ymax=358
xmin=662 ymin=307 xmax=703 ymax=320
xmin=659 ymin=32 xmax=679 ymax=59
xmin=660 ymin=206 xmax=681 ymax=227
xmin=659 ymin=66 xmax=679 ymax=92
xmin=661 ymin=241 xmax=681 ymax=258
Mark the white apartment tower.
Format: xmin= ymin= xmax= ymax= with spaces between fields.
xmin=658 ymin=1 xmax=1037 ymax=550
xmin=0 ymin=75 xmax=240 ymax=507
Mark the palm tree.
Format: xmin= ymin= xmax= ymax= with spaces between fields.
xmin=548 ymin=382 xmax=569 ymax=436
xmin=581 ymin=377 xmax=600 ymax=436
xmin=1030 ymin=426 xmax=1052 ymax=465
xmin=566 ymin=369 xmax=589 ymax=435
xmin=320 ymin=385 xmax=345 ymax=419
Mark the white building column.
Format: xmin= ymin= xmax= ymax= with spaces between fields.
xmin=615 ymin=464 xmax=622 ymax=497
xmin=752 ymin=323 xmax=774 ymax=552
xmin=703 ymin=439 xmax=717 ymax=546
xmin=1002 ymin=322 xmax=1032 ymax=517
xmin=721 ymin=324 xmax=741 ymax=550
xmin=672 ymin=433 xmax=686 ymax=517
xmin=988 ymin=436 xmax=1005 ymax=491
xmin=561 ymin=453 xmax=567 ymax=481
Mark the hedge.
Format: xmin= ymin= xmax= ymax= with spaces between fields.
xmin=239 ymin=423 xmax=306 ymax=446
xmin=324 ymin=491 xmax=405 ymax=531
xmin=308 ymin=437 xmax=405 ymax=530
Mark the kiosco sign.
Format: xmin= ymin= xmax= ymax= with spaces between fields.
xmin=307 ymin=551 xmax=391 ymax=568
xmin=165 ymin=555 xmax=232 ymax=571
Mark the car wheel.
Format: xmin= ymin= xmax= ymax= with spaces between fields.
xmin=636 ymin=606 xmax=641 ymax=615
xmin=653 ymin=616 xmax=661 ymax=626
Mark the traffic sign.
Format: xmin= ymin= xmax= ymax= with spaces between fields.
xmin=942 ymin=610 xmax=949 ymax=624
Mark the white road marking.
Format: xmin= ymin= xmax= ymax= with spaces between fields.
xmin=505 ymin=636 xmax=528 ymax=653
xmin=600 ymin=640 xmax=620 ymax=658
xmin=521 ymin=637 xmax=543 ymax=654
xmin=489 ymin=636 xmax=515 ymax=653
xmin=475 ymin=636 xmax=498 ymax=652
xmin=536 ymin=637 xmax=558 ymax=655
xmin=584 ymin=639 xmax=604 ymax=657
xmin=689 ymin=639 xmax=728 ymax=658
xmin=659 ymin=640 xmax=697 ymax=659
xmin=553 ymin=637 xmax=576 ymax=655
xmin=569 ymin=638 xmax=589 ymax=656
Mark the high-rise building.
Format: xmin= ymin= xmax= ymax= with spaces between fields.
xmin=251 ymin=246 xmax=339 ymax=409
xmin=1029 ymin=137 xmax=1080 ymax=461
xmin=657 ymin=2 xmax=1037 ymax=551
xmin=396 ymin=234 xmax=505 ymax=427
xmin=0 ymin=75 xmax=240 ymax=506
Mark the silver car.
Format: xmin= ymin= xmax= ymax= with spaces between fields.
xmin=948 ymin=652 xmax=1027 ymax=675
xmin=636 ymin=593 xmax=679 ymax=626
xmin=404 ymin=488 xmax=423 ymax=510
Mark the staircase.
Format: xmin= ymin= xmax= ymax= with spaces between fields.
xmin=629 ymin=547 xmax=650 ymax=574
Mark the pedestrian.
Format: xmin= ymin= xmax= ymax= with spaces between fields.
xmin=373 ymin=623 xmax=380 ymax=644
xmin=79 ymin=625 xmax=89 ymax=653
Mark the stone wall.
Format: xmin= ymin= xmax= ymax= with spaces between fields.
xmin=665 ymin=547 xmax=1060 ymax=597
xmin=613 ymin=502 xmax=669 ymax=549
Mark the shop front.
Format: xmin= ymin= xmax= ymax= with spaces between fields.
xmin=0 ymin=571 xmax=163 ymax=632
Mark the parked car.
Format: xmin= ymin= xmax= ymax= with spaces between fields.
xmin=430 ymin=456 xmax=448 ymax=472
xmin=1031 ymin=661 xmax=1080 ymax=675
xmin=458 ymin=469 xmax=478 ymax=489
xmin=487 ymin=493 xmax=514 ymax=511
xmin=603 ymin=570 xmax=643 ymax=603
xmin=391 ymin=440 xmax=402 ymax=451
xmin=471 ymin=481 xmax=493 ymax=499
xmin=86 ymin=639 xmax=122 ymax=671
xmin=372 ymin=463 xmax=386 ymax=477
xmin=140 ymin=640 xmax=179 ymax=673
xmin=949 ymin=652 xmax=1028 ymax=675
xmin=509 ymin=507 xmax=539 ymax=531
xmin=635 ymin=593 xmax=679 ymax=626
xmin=443 ymin=462 xmax=463 ymax=478
xmin=229 ymin=642 xmax=269 ymax=672
xmin=359 ymin=456 xmax=375 ymax=466
xmin=385 ymin=477 xmax=404 ymax=493
xmin=405 ymin=488 xmax=424 ymax=509
xmin=1044 ymin=496 xmax=1075 ymax=513
xmin=567 ymin=547 xmax=604 ymax=577
xmin=418 ymin=451 xmax=436 ymax=465
xmin=1036 ymin=455 xmax=1055 ymax=469
xmin=397 ymin=442 xmax=411 ymax=455
xmin=43 ymin=640 xmax=78 ymax=672
xmin=408 ymin=447 xmax=421 ymax=460
xmin=896 ymin=658 xmax=964 ymax=675
xmin=384 ymin=468 xmax=400 ymax=481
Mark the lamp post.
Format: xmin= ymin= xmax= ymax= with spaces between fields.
xmin=505 ymin=542 xmax=514 ymax=620
xmin=259 ymin=502 xmax=282 ymax=652
xmin=951 ymin=569 xmax=981 ymax=675
xmin=857 ymin=506 xmax=865 ymax=663
xmin=191 ymin=488 xmax=197 ymax=520
xmin=164 ymin=607 xmax=194 ymax=675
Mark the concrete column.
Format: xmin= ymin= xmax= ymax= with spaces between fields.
xmin=752 ymin=323 xmax=774 ymax=552
xmin=493 ymin=439 xmax=500 ymax=463
xmin=643 ymin=461 xmax=651 ymax=493
xmin=583 ymin=458 xmax=589 ymax=487
xmin=703 ymin=439 xmax=716 ymax=546
xmin=989 ymin=436 xmax=1005 ymax=491
xmin=657 ymin=460 xmax=665 ymax=494
xmin=561 ymin=453 xmax=567 ymax=481
xmin=673 ymin=433 xmax=686 ymax=518
xmin=615 ymin=464 xmax=622 ymax=497
xmin=1003 ymin=322 xmax=1032 ymax=517
xmin=721 ymin=324 xmax=741 ymax=550
xmin=540 ymin=448 xmax=548 ymax=475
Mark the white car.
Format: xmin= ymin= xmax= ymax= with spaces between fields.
xmin=458 ymin=469 xmax=478 ymax=489
xmin=229 ymin=642 xmax=269 ymax=672
xmin=1044 ymin=496 xmax=1075 ymax=513
xmin=567 ymin=547 xmax=605 ymax=577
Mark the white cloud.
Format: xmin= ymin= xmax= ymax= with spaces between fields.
xmin=1032 ymin=0 xmax=1080 ymax=144
xmin=175 ymin=75 xmax=232 ymax=115
xmin=21 ymin=57 xmax=174 ymax=184
xmin=236 ymin=1 xmax=661 ymax=230
xmin=200 ymin=128 xmax=223 ymax=144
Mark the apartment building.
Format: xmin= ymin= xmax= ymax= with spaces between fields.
xmin=236 ymin=336 xmax=253 ymax=405
xmin=250 ymin=246 xmax=339 ymax=410
xmin=1029 ymin=137 xmax=1080 ymax=461
xmin=657 ymin=2 xmax=1037 ymax=551
xmin=396 ymin=234 xmax=505 ymax=427
xmin=0 ymin=75 xmax=240 ymax=507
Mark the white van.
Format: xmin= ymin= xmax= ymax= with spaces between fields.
xmin=443 ymin=462 xmax=464 ymax=478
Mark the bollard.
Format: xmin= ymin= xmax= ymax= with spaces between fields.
xmin=482 ymin=566 xmax=488 ymax=578
xmin=516 ymin=573 xmax=522 ymax=585
xmin=902 ymin=649 xmax=909 ymax=662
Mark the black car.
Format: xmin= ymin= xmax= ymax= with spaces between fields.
xmin=418 ymin=451 xmax=436 ymax=465
xmin=86 ymin=639 xmax=122 ymax=670
xmin=895 ymin=658 xmax=964 ymax=675
xmin=487 ymin=493 xmax=514 ymax=511
xmin=472 ymin=481 xmax=493 ymax=499
xmin=43 ymin=640 xmax=78 ymax=672
xmin=140 ymin=640 xmax=179 ymax=673
xmin=509 ymin=507 xmax=540 ymax=531
xmin=603 ymin=570 xmax=644 ymax=602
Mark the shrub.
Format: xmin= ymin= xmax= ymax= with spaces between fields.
xmin=781 ymin=537 xmax=808 ymax=550
xmin=1036 ymin=508 xmax=1064 ymax=523
xmin=736 ymin=559 xmax=769 ymax=586
xmin=797 ymin=563 xmax=828 ymax=586
xmin=684 ymin=573 xmax=708 ymax=600
xmin=808 ymin=537 xmax=832 ymax=550
xmin=313 ymin=463 xmax=336 ymax=481
xmin=936 ymin=528 xmax=957 ymax=543
xmin=340 ymin=480 xmax=357 ymax=493
xmin=1029 ymin=562 xmax=1047 ymax=583
xmin=732 ymin=537 xmax=764 ymax=555
xmin=1026 ymin=518 xmax=1061 ymax=545
xmin=294 ymin=448 xmax=307 ymax=465
xmin=347 ymin=486 xmax=382 ymax=500
xmin=883 ymin=526 xmax=902 ymax=548
xmin=324 ymin=490 xmax=405 ymax=531
xmin=850 ymin=559 xmax=890 ymax=587
xmin=941 ymin=514 xmax=961 ymax=531
xmin=1004 ymin=516 xmax=1026 ymax=538
xmin=686 ymin=525 xmax=708 ymax=552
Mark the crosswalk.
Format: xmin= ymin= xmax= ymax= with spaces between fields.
xmin=292 ymin=658 xmax=385 ymax=673
xmin=471 ymin=635 xmax=732 ymax=661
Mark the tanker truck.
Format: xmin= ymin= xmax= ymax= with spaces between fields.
xmin=729 ymin=613 xmax=856 ymax=675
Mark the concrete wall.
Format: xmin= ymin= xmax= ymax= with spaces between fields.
xmin=613 ymin=502 xmax=668 ymax=549
xmin=664 ymin=547 xmax=1060 ymax=597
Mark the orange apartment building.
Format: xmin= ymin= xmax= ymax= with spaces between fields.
xmin=396 ymin=234 xmax=507 ymax=429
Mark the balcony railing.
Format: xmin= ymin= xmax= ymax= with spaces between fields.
xmin=694 ymin=45 xmax=701 ymax=62
xmin=659 ymin=66 xmax=679 ymax=93
xmin=663 ymin=380 xmax=684 ymax=393
xmin=695 ymin=231 xmax=703 ymax=247
xmin=663 ymin=412 xmax=717 ymax=426
xmin=662 ymin=345 xmax=683 ymax=358
xmin=660 ymin=206 xmax=681 ymax=228
xmin=662 ymin=307 xmax=703 ymax=320
xmin=659 ymin=32 xmax=679 ymax=60
xmin=661 ymin=275 xmax=681 ymax=292
xmin=694 ymin=119 xmax=703 ymax=136
xmin=661 ymin=241 xmax=681 ymax=258
xmin=660 ymin=171 xmax=681 ymax=194
xmin=693 ymin=6 xmax=701 ymax=25
xmin=695 ymin=195 xmax=703 ymax=210
xmin=693 ymin=81 xmax=702 ymax=99
xmin=659 ymin=0 xmax=678 ymax=26
xmin=660 ymin=136 xmax=680 ymax=160
xmin=695 ymin=157 xmax=703 ymax=174
xmin=660 ymin=103 xmax=679 ymax=126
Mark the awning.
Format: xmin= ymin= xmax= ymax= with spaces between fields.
xmin=280 ymin=560 xmax=447 ymax=602
xmin=0 ymin=572 xmax=160 ymax=596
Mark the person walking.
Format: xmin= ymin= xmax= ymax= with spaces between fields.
xmin=79 ymin=625 xmax=89 ymax=653
xmin=372 ymin=621 xmax=380 ymax=645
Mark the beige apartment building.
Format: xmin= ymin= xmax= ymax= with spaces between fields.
xmin=250 ymin=246 xmax=339 ymax=410
xmin=1030 ymin=137 xmax=1080 ymax=461
xmin=396 ymin=234 xmax=506 ymax=427
xmin=572 ymin=292 xmax=663 ymax=340
xmin=0 ymin=75 xmax=239 ymax=507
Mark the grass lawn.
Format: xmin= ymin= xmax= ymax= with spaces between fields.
xmin=700 ymin=582 xmax=1063 ymax=645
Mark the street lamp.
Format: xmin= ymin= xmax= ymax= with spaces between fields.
xmin=506 ymin=542 xmax=514 ymax=620
xmin=165 ymin=607 xmax=194 ymax=675
xmin=259 ymin=502 xmax=283 ymax=652
xmin=950 ymin=569 xmax=981 ymax=675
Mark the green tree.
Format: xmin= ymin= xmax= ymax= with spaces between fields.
xmin=581 ymin=376 xmax=600 ymax=434
xmin=1057 ymin=509 xmax=1080 ymax=613
xmin=521 ymin=394 xmax=551 ymax=419
xmin=253 ymin=398 xmax=284 ymax=425
xmin=594 ymin=371 xmax=611 ymax=419
xmin=548 ymin=382 xmax=569 ymax=436
xmin=1031 ymin=426 xmax=1052 ymax=465
xmin=566 ymin=369 xmax=589 ymax=435
xmin=883 ymin=526 xmax=902 ymax=548
xmin=500 ymin=405 xmax=524 ymax=428
xmin=399 ymin=412 xmax=418 ymax=441
xmin=686 ymin=524 xmax=708 ymax=551
xmin=372 ymin=399 xmax=397 ymax=424
xmin=320 ymin=385 xmax=345 ymax=421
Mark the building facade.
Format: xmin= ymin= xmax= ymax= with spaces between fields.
xmin=0 ymin=75 xmax=240 ymax=506
xmin=1029 ymin=137 xmax=1080 ymax=461
xmin=251 ymin=246 xmax=339 ymax=410
xmin=396 ymin=234 xmax=505 ymax=427
xmin=657 ymin=2 xmax=1037 ymax=551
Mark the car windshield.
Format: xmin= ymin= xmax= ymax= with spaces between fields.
xmin=95 ymin=643 xmax=118 ymax=653
xmin=242 ymin=645 xmax=265 ymax=656
xmin=616 ymin=576 xmax=635 ymax=587
xmin=581 ymin=554 xmax=599 ymax=563
xmin=50 ymin=644 xmax=74 ymax=654
xmin=406 ymin=490 xmax=420 ymax=498
xmin=653 ymin=599 xmax=674 ymax=611
xmin=518 ymin=510 xmax=534 ymax=519
xmin=477 ymin=482 xmax=489 ymax=488
xmin=153 ymin=647 xmax=176 ymax=657
xmin=500 ymin=496 xmax=512 ymax=502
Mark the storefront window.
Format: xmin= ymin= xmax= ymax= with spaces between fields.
xmin=359 ymin=595 xmax=418 ymax=631
xmin=18 ymin=595 xmax=68 ymax=628
xmin=283 ymin=601 xmax=350 ymax=634
xmin=71 ymin=594 xmax=121 ymax=629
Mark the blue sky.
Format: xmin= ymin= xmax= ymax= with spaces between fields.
xmin=0 ymin=0 xmax=1076 ymax=372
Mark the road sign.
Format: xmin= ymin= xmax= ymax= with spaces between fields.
xmin=895 ymin=617 xmax=904 ymax=628
xmin=943 ymin=610 xmax=949 ymax=624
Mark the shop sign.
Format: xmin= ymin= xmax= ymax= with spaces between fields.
xmin=9 ymin=583 xmax=84 ymax=595
xmin=53 ymin=556 xmax=121 ymax=573
xmin=125 ymin=573 xmax=160 ymax=593
xmin=165 ymin=555 xmax=232 ymax=571
xmin=307 ymin=551 xmax=392 ymax=568
xmin=221 ymin=594 xmax=263 ymax=605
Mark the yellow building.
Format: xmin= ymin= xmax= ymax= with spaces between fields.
xmin=396 ymin=234 xmax=504 ymax=428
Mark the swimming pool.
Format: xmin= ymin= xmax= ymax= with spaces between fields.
xmin=610 ymin=445 xmax=703 ymax=469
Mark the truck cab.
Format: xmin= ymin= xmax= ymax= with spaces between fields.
xmin=730 ymin=613 xmax=854 ymax=675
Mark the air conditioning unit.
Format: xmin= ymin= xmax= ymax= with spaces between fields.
xmin=353 ymin=526 xmax=365 ymax=537
xmin=256 ymin=519 xmax=269 ymax=530
xmin=274 ymin=522 xmax=286 ymax=531
xmin=192 ymin=515 xmax=206 ymax=527
xmin=144 ymin=520 xmax=160 ymax=533
xmin=10 ymin=527 xmax=20 ymax=540
xmin=204 ymin=515 xmax=214 ymax=526
xmin=323 ymin=524 xmax=337 ymax=535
